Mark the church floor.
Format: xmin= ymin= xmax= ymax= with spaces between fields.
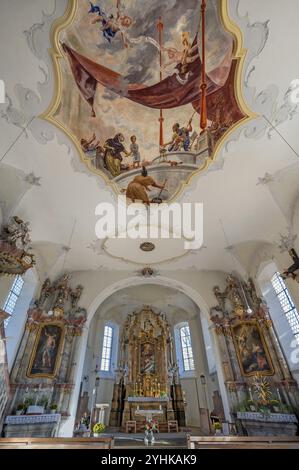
xmin=110 ymin=432 xmax=188 ymax=449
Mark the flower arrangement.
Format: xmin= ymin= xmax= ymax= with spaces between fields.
xmin=144 ymin=419 xmax=158 ymax=432
xmin=159 ymin=391 xmax=167 ymax=398
xmin=213 ymin=421 xmax=222 ymax=431
xmin=93 ymin=423 xmax=106 ymax=434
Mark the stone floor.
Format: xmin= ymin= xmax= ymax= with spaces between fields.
xmin=110 ymin=432 xmax=188 ymax=449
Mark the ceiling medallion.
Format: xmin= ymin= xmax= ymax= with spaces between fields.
xmin=43 ymin=0 xmax=255 ymax=202
xmin=140 ymin=242 xmax=155 ymax=253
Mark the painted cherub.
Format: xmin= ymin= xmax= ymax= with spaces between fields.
xmin=89 ymin=1 xmax=133 ymax=48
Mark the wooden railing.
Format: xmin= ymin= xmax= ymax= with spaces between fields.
xmin=187 ymin=435 xmax=299 ymax=449
xmin=0 ymin=437 xmax=114 ymax=449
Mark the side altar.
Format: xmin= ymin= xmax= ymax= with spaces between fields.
xmin=109 ymin=307 xmax=185 ymax=430
xmin=3 ymin=274 xmax=87 ymax=437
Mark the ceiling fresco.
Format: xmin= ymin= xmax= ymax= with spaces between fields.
xmin=43 ymin=0 xmax=254 ymax=201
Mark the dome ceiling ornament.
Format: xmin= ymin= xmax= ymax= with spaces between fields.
xmin=42 ymin=0 xmax=255 ymax=203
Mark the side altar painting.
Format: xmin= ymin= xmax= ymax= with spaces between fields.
xmin=232 ymin=321 xmax=274 ymax=377
xmin=27 ymin=324 xmax=64 ymax=378
xmin=45 ymin=0 xmax=252 ymax=201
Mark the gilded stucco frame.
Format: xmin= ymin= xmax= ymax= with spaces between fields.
xmin=231 ymin=320 xmax=275 ymax=378
xmin=26 ymin=322 xmax=65 ymax=379
xmin=40 ymin=0 xmax=258 ymax=201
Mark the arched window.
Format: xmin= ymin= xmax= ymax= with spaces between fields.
xmin=271 ymin=272 xmax=299 ymax=342
xmin=100 ymin=324 xmax=114 ymax=372
xmin=3 ymin=275 xmax=24 ymax=328
xmin=179 ymin=323 xmax=195 ymax=372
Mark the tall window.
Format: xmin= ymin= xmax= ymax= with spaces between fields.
xmin=3 ymin=275 xmax=24 ymax=328
xmin=271 ymin=272 xmax=299 ymax=341
xmin=100 ymin=325 xmax=113 ymax=372
xmin=179 ymin=324 xmax=195 ymax=371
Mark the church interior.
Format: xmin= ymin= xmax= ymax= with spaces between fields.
xmin=1 ymin=0 xmax=299 ymax=451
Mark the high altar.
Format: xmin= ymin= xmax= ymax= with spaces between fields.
xmin=109 ymin=307 xmax=185 ymax=430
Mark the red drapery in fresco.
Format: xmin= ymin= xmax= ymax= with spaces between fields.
xmin=61 ymin=42 xmax=245 ymax=124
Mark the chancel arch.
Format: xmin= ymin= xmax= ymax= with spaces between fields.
xmin=76 ymin=282 xmax=224 ymax=432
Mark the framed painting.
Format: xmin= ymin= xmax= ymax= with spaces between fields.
xmin=139 ymin=341 xmax=156 ymax=375
xmin=27 ymin=323 xmax=65 ymax=378
xmin=232 ymin=321 xmax=274 ymax=377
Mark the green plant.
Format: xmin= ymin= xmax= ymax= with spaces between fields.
xmin=258 ymin=405 xmax=270 ymax=414
xmin=160 ymin=391 xmax=167 ymax=398
xmin=37 ymin=395 xmax=48 ymax=408
xmin=50 ymin=403 xmax=58 ymax=410
xmin=23 ymin=396 xmax=34 ymax=407
xmin=281 ymin=403 xmax=293 ymax=414
xmin=93 ymin=423 xmax=105 ymax=434
xmin=16 ymin=403 xmax=24 ymax=411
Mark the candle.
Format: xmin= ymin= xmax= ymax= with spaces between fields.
xmin=248 ymin=387 xmax=253 ymax=401
xmin=277 ymin=388 xmax=281 ymax=402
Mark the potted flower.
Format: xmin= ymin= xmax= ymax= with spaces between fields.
xmin=93 ymin=422 xmax=106 ymax=437
xmin=247 ymin=399 xmax=257 ymax=412
xmin=50 ymin=403 xmax=58 ymax=414
xmin=213 ymin=422 xmax=223 ymax=435
xmin=16 ymin=403 xmax=25 ymax=416
xmin=160 ymin=391 xmax=168 ymax=398
xmin=144 ymin=419 xmax=158 ymax=444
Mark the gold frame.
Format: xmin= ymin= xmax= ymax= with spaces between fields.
xmin=231 ymin=320 xmax=275 ymax=377
xmin=26 ymin=322 xmax=65 ymax=379
xmin=40 ymin=0 xmax=258 ymax=201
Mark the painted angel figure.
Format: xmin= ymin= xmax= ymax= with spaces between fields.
xmin=88 ymin=1 xmax=133 ymax=48
xmin=162 ymin=32 xmax=199 ymax=83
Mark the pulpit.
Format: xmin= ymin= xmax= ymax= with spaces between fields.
xmin=109 ymin=307 xmax=186 ymax=430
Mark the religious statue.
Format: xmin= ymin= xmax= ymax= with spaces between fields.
xmin=226 ymin=275 xmax=244 ymax=310
xmin=53 ymin=274 xmax=70 ymax=311
xmin=1 ymin=216 xmax=31 ymax=250
xmin=70 ymin=285 xmax=83 ymax=309
xmin=38 ymin=278 xmax=52 ymax=308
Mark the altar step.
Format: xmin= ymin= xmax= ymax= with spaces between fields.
xmin=187 ymin=436 xmax=299 ymax=449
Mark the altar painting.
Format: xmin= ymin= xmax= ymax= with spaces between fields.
xmin=232 ymin=321 xmax=274 ymax=377
xmin=27 ymin=324 xmax=65 ymax=378
xmin=140 ymin=341 xmax=156 ymax=375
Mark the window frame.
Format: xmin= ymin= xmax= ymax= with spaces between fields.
xmin=271 ymin=272 xmax=299 ymax=341
xmin=100 ymin=324 xmax=114 ymax=373
xmin=178 ymin=323 xmax=195 ymax=373
xmin=3 ymin=275 xmax=24 ymax=328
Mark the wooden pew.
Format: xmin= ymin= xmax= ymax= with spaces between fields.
xmin=187 ymin=435 xmax=299 ymax=449
xmin=0 ymin=437 xmax=114 ymax=449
